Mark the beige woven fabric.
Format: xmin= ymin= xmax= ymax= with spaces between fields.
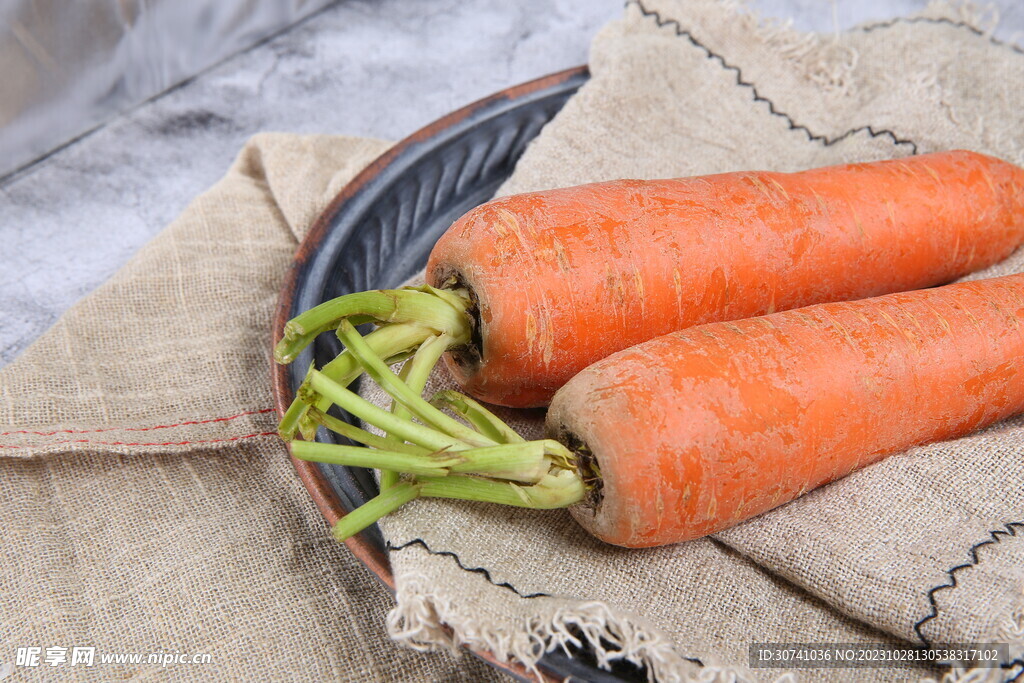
xmin=364 ymin=1 xmax=1024 ymax=681
xmin=0 ymin=133 xmax=504 ymax=681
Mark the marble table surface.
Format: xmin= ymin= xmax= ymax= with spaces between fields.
xmin=2 ymin=0 xmax=1023 ymax=368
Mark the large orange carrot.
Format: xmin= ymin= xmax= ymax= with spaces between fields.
xmin=427 ymin=150 xmax=1024 ymax=407
xmin=292 ymin=272 xmax=1024 ymax=548
xmin=547 ymin=272 xmax=1024 ymax=546
xmin=276 ymin=150 xmax=1024 ymax=430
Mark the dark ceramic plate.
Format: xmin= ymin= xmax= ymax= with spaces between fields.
xmin=272 ymin=66 xmax=646 ymax=682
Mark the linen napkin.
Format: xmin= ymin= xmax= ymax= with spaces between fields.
xmin=0 ymin=134 xmax=504 ymax=681
xmin=364 ymin=1 xmax=1024 ymax=681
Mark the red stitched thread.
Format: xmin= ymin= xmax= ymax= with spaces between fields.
xmin=0 ymin=408 xmax=277 ymax=437
xmin=0 ymin=431 xmax=280 ymax=449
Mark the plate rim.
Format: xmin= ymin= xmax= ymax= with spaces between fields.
xmin=270 ymin=65 xmax=590 ymax=682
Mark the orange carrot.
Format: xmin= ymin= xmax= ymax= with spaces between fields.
xmin=297 ymin=272 xmax=1024 ymax=548
xmin=547 ymin=272 xmax=1024 ymax=546
xmin=427 ymin=150 xmax=1024 ymax=407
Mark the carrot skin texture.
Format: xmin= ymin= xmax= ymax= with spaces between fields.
xmin=546 ymin=273 xmax=1024 ymax=548
xmin=427 ymin=150 xmax=1024 ymax=407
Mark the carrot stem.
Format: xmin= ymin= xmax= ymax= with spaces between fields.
xmin=318 ymin=323 xmax=432 ymax=385
xmin=332 ymin=481 xmax=421 ymax=541
xmin=274 ymin=286 xmax=472 ymax=364
xmin=278 ymin=322 xmax=431 ymax=440
xmin=430 ymin=390 xmax=526 ymax=444
xmin=308 ymin=408 xmax=431 ymax=456
xmin=293 ymin=441 xmax=552 ymax=483
xmin=381 ymin=333 xmax=452 ymax=489
xmin=330 ymin=467 xmax=586 ymax=541
xmin=440 ymin=443 xmax=550 ymax=482
xmin=292 ymin=441 xmax=462 ymax=476
xmin=402 ymin=334 xmax=451 ymax=400
xmin=307 ymin=370 xmax=471 ymax=453
xmin=418 ymin=469 xmax=585 ymax=508
xmin=280 ymin=287 xmax=587 ymax=537
xmin=336 ymin=320 xmax=495 ymax=448
xmin=295 ymin=371 xmax=586 ymax=533
xmin=275 ymin=284 xmax=474 ymax=442
xmin=380 ymin=361 xmax=416 ymax=490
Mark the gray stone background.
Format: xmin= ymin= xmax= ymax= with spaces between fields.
xmin=0 ymin=0 xmax=1022 ymax=365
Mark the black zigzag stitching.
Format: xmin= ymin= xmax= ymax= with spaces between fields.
xmin=860 ymin=15 xmax=1024 ymax=56
xmin=627 ymin=0 xmax=919 ymax=155
xmin=912 ymin=522 xmax=1024 ymax=648
xmin=387 ymin=538 xmax=708 ymax=670
xmin=387 ymin=538 xmax=550 ymax=599
xmin=1003 ymin=658 xmax=1023 ymax=683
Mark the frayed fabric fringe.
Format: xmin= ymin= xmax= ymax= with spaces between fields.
xmin=387 ymin=573 xmax=762 ymax=683
xmin=387 ymin=573 xmax=1023 ymax=682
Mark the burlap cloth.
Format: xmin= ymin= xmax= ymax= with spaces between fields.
xmin=0 ymin=135 xmax=504 ymax=681
xmin=2 ymin=1 xmax=1023 ymax=682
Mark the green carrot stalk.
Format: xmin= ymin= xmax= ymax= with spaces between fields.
xmin=430 ymin=390 xmax=526 ymax=444
xmin=274 ymin=286 xmax=471 ymax=364
xmin=275 ymin=284 xmax=475 ymax=441
xmin=381 ymin=333 xmax=453 ymax=489
xmin=284 ymin=310 xmax=587 ymax=543
xmin=335 ymin=320 xmax=495 ymax=448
